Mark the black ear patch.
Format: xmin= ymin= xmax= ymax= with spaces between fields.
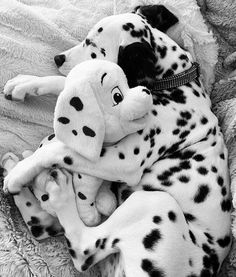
xmin=118 ymin=41 xmax=157 ymax=88
xmin=134 ymin=5 xmax=178 ymax=32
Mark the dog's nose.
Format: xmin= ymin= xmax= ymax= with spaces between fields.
xmin=54 ymin=54 xmax=66 ymax=67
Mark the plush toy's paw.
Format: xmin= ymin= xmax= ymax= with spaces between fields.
xmin=4 ymin=74 xmax=40 ymax=101
xmin=79 ymin=207 xmax=101 ymax=227
xmin=96 ymin=183 xmax=117 ymax=216
xmin=46 ymin=169 xmax=75 ymax=211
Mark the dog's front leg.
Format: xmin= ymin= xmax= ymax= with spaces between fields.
xmin=4 ymin=138 xmax=144 ymax=194
xmin=4 ymin=75 xmax=66 ymax=101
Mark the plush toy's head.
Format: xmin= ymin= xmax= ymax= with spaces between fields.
xmin=54 ymin=60 xmax=152 ymax=161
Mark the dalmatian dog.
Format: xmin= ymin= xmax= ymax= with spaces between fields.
xmin=3 ymin=4 xmax=232 ymax=277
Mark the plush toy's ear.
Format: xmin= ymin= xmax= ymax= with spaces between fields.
xmin=54 ymin=81 xmax=105 ymax=162
xmin=134 ymin=5 xmax=179 ymax=32
xmin=118 ymin=40 xmax=157 ymax=88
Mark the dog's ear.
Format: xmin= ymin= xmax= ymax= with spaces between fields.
xmin=118 ymin=40 xmax=157 ymax=88
xmin=134 ymin=5 xmax=178 ymax=32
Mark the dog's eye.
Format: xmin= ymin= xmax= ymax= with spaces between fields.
xmin=111 ymin=86 xmax=123 ymax=106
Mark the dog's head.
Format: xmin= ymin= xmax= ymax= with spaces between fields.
xmin=54 ymin=59 xmax=152 ymax=161
xmin=54 ymin=5 xmax=179 ymax=88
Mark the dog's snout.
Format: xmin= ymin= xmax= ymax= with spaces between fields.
xmin=54 ymin=54 xmax=66 ymax=67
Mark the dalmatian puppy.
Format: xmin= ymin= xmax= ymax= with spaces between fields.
xmin=3 ymin=5 xmax=232 ymax=276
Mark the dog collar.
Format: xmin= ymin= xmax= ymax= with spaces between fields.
xmin=152 ymin=62 xmax=200 ymax=91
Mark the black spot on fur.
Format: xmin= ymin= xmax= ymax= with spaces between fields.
xmin=78 ymin=192 xmax=87 ymax=200
xmin=48 ymin=134 xmax=55 ymax=141
xmin=217 ymin=235 xmax=231 ymax=248
xmin=143 ymin=229 xmax=161 ymax=249
xmin=194 ymin=185 xmax=210 ymax=203
xmin=95 ymin=239 xmax=101 ymax=248
xmin=178 ymin=175 xmax=190 ymax=183
xmin=201 ymin=116 xmax=208 ymax=125
xmin=134 ymin=147 xmax=140 ymax=155
xmin=217 ymin=176 xmax=224 ymax=187
xmin=221 ymin=187 xmax=227 ymax=196
xmin=179 ymin=130 xmax=190 ymax=139
xmin=157 ymin=45 xmax=167 ymax=59
xmin=170 ymin=88 xmax=186 ymax=104
xmin=119 ymin=152 xmax=125 ymax=159
xmin=193 ymin=154 xmax=205 ymax=162
xmin=98 ymin=27 xmax=103 ymax=32
xmin=83 ymin=126 xmax=96 ymax=137
xmin=72 ymin=129 xmax=77 ymax=136
xmin=58 ymin=117 xmax=70 ymax=124
xmin=64 ymin=156 xmax=73 ymax=165
xmin=30 ymin=216 xmax=40 ymax=225
xmin=177 ymin=118 xmax=187 ymax=127
xmin=70 ymin=97 xmax=83 ymax=111
xmin=158 ymin=146 xmax=166 ymax=155
xmin=180 ymin=111 xmax=192 ymax=120
xmin=193 ymin=89 xmax=200 ymax=97
xmin=141 ymin=258 xmax=165 ymax=277
xmin=211 ymin=166 xmax=217 ymax=173
xmin=180 ymin=160 xmax=191 ymax=170
xmin=221 ymin=199 xmax=232 ymax=212
xmin=197 ymin=166 xmax=208 ymax=175
xmin=220 ymin=153 xmax=225 ymax=160
xmin=41 ymin=194 xmax=49 ymax=202
xmin=184 ymin=213 xmax=196 ymax=222
xmin=81 ymin=255 xmax=94 ymax=271
xmin=189 ymin=230 xmax=196 ymax=244
xmin=30 ymin=225 xmax=44 ymax=238
xmin=168 ymin=211 xmax=176 ymax=222
xmin=91 ymin=52 xmax=97 ymax=59
xmin=143 ymin=185 xmax=159 ymax=191
xmin=100 ymin=238 xmax=107 ymax=249
xmin=26 ymin=201 xmax=31 ymax=207
xmin=162 ymin=69 xmax=174 ymax=78
xmin=173 ymin=129 xmax=180 ymax=135
xmin=153 ymin=216 xmax=162 ymax=224
xmin=84 ymin=249 xmax=89 ymax=255
xmin=179 ymin=54 xmax=188 ymax=61
xmin=100 ymin=48 xmax=106 ymax=56
xmin=112 ymin=238 xmax=120 ymax=248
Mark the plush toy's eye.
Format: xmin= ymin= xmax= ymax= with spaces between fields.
xmin=111 ymin=86 xmax=123 ymax=106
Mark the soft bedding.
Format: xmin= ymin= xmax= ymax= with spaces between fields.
xmin=0 ymin=0 xmax=235 ymax=276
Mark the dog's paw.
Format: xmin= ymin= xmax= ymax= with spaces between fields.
xmin=3 ymin=157 xmax=35 ymax=194
xmin=46 ymin=169 xmax=75 ymax=211
xmin=4 ymin=74 xmax=40 ymax=101
xmin=1 ymin=152 xmax=20 ymax=172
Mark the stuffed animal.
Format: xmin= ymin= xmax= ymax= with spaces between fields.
xmin=52 ymin=59 xmax=153 ymax=225
xmin=2 ymin=59 xmax=153 ymax=233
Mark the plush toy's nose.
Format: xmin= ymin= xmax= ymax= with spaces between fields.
xmin=54 ymin=54 xmax=66 ymax=67
xmin=121 ymin=86 xmax=153 ymax=122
